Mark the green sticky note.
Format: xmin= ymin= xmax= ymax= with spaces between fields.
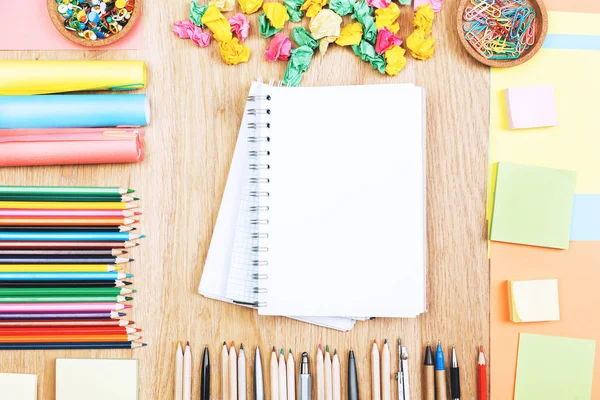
xmin=515 ymin=333 xmax=595 ymax=400
xmin=490 ymin=162 xmax=576 ymax=249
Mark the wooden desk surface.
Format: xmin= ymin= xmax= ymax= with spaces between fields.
xmin=0 ymin=0 xmax=489 ymax=398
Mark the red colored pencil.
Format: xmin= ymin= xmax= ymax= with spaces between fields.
xmin=0 ymin=326 xmax=140 ymax=336
xmin=0 ymin=319 xmax=133 ymax=327
xmin=478 ymin=345 xmax=487 ymax=400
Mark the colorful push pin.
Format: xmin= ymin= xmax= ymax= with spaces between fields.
xmin=79 ymin=22 xmax=86 ymax=30
xmin=115 ymin=0 xmax=127 ymax=8
xmin=88 ymin=11 xmax=99 ymax=23
xmin=57 ymin=4 xmax=69 ymax=14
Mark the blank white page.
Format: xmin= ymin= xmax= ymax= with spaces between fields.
xmin=256 ymin=84 xmax=426 ymax=317
xmin=0 ymin=373 xmax=37 ymax=400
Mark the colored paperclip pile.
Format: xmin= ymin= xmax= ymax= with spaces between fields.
xmin=462 ymin=0 xmax=537 ymax=60
xmin=56 ymin=0 xmax=135 ymax=41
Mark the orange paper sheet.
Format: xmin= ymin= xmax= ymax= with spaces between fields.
xmin=491 ymin=242 xmax=600 ymax=399
xmin=0 ymin=0 xmax=142 ymax=50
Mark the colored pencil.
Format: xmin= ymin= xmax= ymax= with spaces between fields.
xmin=0 ymin=341 xmax=145 ymax=350
xmin=0 ymin=334 xmax=140 ymax=343
xmin=0 ymin=249 xmax=128 ymax=256
xmin=0 ymin=302 xmax=130 ymax=313
xmin=0 ymin=195 xmax=137 ymax=202
xmin=324 ymin=346 xmax=332 ymax=400
xmin=176 ymin=342 xmax=184 ymax=400
xmin=0 ymin=241 xmax=138 ymax=250
xmin=0 ymin=226 xmax=136 ymax=232
xmin=0 ymin=326 xmax=140 ymax=335
xmin=222 ymin=342 xmax=230 ymax=400
xmin=229 ymin=342 xmax=238 ymax=400
xmin=0 ymin=186 xmax=134 ymax=196
xmin=0 ymin=265 xmax=122 ymax=272
xmin=0 ymin=295 xmax=132 ymax=303
xmin=0 ymin=201 xmax=137 ymax=210
xmin=0 ymin=287 xmax=134 ymax=296
xmin=0 ymin=272 xmax=132 ymax=281
xmin=0 ymin=312 xmax=126 ymax=320
xmin=0 ymin=209 xmax=139 ymax=218
xmin=0 ymin=280 xmax=132 ymax=288
xmin=371 ymin=340 xmax=381 ymax=400
xmin=0 ymin=232 xmax=143 ymax=241
xmin=316 ymin=345 xmax=324 ymax=400
xmin=0 ymin=319 xmax=132 ymax=327
xmin=184 ymin=341 xmax=192 ymax=400
xmin=478 ymin=346 xmax=487 ymax=400
xmin=0 ymin=256 xmax=131 ymax=264
xmin=0 ymin=217 xmax=137 ymax=226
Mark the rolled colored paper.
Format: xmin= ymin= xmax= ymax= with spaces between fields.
xmin=0 ymin=61 xmax=146 ymax=95
xmin=259 ymin=13 xmax=282 ymax=38
xmin=202 ymin=5 xmax=233 ymax=42
xmin=0 ymin=128 xmax=143 ymax=167
xmin=263 ymin=2 xmax=290 ymax=29
xmin=238 ymin=0 xmax=264 ymax=14
xmin=300 ymin=0 xmax=328 ymax=18
xmin=309 ymin=10 xmax=342 ymax=52
xmin=367 ymin=0 xmax=390 ymax=9
xmin=291 ymin=27 xmax=319 ymax=50
xmin=265 ymin=33 xmax=292 ymax=61
xmin=414 ymin=3 xmax=434 ymax=35
xmin=406 ymin=28 xmax=435 ymax=60
xmin=210 ymin=0 xmax=236 ymax=11
xmin=0 ymin=302 xmax=127 ymax=313
xmin=229 ymin=14 xmax=250 ymax=41
xmin=384 ymin=45 xmax=407 ymax=75
xmin=352 ymin=1 xmax=377 ymax=44
xmin=430 ymin=0 xmax=442 ymax=12
xmin=329 ymin=0 xmax=354 ymax=16
xmin=283 ymin=0 xmax=304 ymax=22
xmin=190 ymin=26 xmax=212 ymax=47
xmin=190 ymin=0 xmax=209 ymax=27
xmin=375 ymin=3 xmax=400 ymax=33
xmin=173 ymin=20 xmax=196 ymax=38
xmin=282 ymin=46 xmax=315 ymax=87
xmin=375 ymin=27 xmax=402 ymax=54
xmin=0 ymin=232 xmax=137 ymax=241
xmin=0 ymin=95 xmax=150 ymax=129
xmin=336 ymin=23 xmax=363 ymax=46
xmin=218 ymin=38 xmax=251 ymax=65
xmin=352 ymin=40 xmax=386 ymax=73
xmin=0 ymin=272 xmax=130 ymax=281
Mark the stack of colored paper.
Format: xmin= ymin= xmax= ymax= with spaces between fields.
xmin=0 ymin=185 xmax=145 ymax=351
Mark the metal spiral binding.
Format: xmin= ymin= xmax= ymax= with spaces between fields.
xmin=246 ymin=88 xmax=272 ymax=308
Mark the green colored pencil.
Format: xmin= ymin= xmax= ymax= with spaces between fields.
xmin=0 ymin=287 xmax=135 ymax=296
xmin=0 ymin=186 xmax=133 ymax=196
xmin=0 ymin=295 xmax=133 ymax=303
xmin=0 ymin=195 xmax=137 ymax=202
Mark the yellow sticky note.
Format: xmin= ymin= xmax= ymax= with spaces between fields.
xmin=375 ymin=3 xmax=400 ymax=34
xmin=335 ymin=22 xmax=362 ymax=46
xmin=508 ymin=279 xmax=560 ymax=323
xmin=263 ymin=2 xmax=290 ymax=29
xmin=201 ymin=4 xmax=233 ymax=42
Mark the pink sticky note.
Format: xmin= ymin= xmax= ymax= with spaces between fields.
xmin=413 ymin=0 xmax=430 ymax=11
xmin=505 ymin=86 xmax=558 ymax=130
xmin=0 ymin=0 xmax=142 ymax=50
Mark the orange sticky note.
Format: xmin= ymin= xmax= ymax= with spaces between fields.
xmin=491 ymin=241 xmax=600 ymax=400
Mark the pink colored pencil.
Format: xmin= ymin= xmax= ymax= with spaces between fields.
xmin=0 ymin=303 xmax=130 ymax=313
xmin=0 ymin=209 xmax=139 ymax=218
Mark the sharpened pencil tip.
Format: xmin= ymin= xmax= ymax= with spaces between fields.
xmin=125 ymin=297 xmax=133 ymax=301
xmin=318 ymin=344 xmax=322 ymax=350
xmin=384 ymin=338 xmax=387 ymax=344
xmin=127 ymin=189 xmax=135 ymax=193
xmin=325 ymin=345 xmax=329 ymax=352
xmin=134 ymin=211 xmax=142 ymax=215
xmin=280 ymin=348 xmax=284 ymax=355
xmin=128 ymin=258 xmax=135 ymax=262
xmin=373 ymin=339 xmax=376 ymax=344
xmin=118 ymin=312 xmax=126 ymax=316
xmin=142 ymin=343 xmax=147 ymax=347
xmin=240 ymin=343 xmax=244 ymax=350
xmin=231 ymin=341 xmax=235 ymax=347
xmin=272 ymin=346 xmax=276 ymax=352
xmin=186 ymin=341 xmax=190 ymax=346
xmin=124 ymin=281 xmax=132 ymax=285
xmin=223 ymin=341 xmax=227 ymax=346
xmin=289 ymin=348 xmax=292 ymax=354
xmin=133 ymin=197 xmax=140 ymax=200
xmin=480 ymin=345 xmax=484 ymax=353
xmin=139 ymin=235 xmax=146 ymax=239
xmin=334 ymin=349 xmax=337 ymax=355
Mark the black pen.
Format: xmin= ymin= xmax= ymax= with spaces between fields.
xmin=348 ymin=348 xmax=359 ymax=400
xmin=201 ymin=345 xmax=210 ymax=400
xmin=450 ymin=345 xmax=460 ymax=400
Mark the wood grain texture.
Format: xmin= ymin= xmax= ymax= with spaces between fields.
xmin=0 ymin=0 xmax=489 ymax=398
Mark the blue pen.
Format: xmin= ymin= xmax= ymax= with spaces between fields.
xmin=0 ymin=272 xmax=132 ymax=281
xmin=0 ymin=232 xmax=143 ymax=241
xmin=435 ymin=340 xmax=448 ymax=399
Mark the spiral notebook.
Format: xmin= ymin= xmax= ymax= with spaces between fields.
xmin=200 ymin=81 xmax=427 ymax=324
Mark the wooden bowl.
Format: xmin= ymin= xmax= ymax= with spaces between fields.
xmin=456 ymin=0 xmax=548 ymax=68
xmin=47 ymin=0 xmax=141 ymax=47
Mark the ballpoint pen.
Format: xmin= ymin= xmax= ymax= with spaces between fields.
xmin=239 ymin=344 xmax=247 ymax=400
xmin=424 ymin=343 xmax=434 ymax=400
xmin=255 ymin=346 xmax=265 ymax=400
xmin=201 ymin=345 xmax=210 ymax=400
xmin=348 ymin=348 xmax=359 ymax=400
xmin=450 ymin=345 xmax=460 ymax=400
xmin=435 ymin=341 xmax=447 ymax=400
xmin=299 ymin=352 xmax=311 ymax=400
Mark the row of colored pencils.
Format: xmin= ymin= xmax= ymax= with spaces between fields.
xmin=0 ymin=185 xmax=145 ymax=350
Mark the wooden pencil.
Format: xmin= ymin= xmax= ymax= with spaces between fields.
xmin=317 ymin=345 xmax=324 ymax=400
xmin=372 ymin=340 xmax=381 ymax=400
xmin=0 ymin=326 xmax=140 ymax=335
xmin=324 ymin=346 xmax=332 ymax=400
xmin=0 ymin=256 xmax=132 ymax=264
xmin=0 ymin=319 xmax=133 ymax=327
xmin=270 ymin=346 xmax=279 ymax=400
xmin=0 ymin=249 xmax=128 ymax=256
xmin=222 ymin=342 xmax=230 ymax=400
xmin=0 ymin=195 xmax=137 ymax=202
xmin=0 ymin=265 xmax=122 ymax=273
xmin=0 ymin=186 xmax=134 ymax=196
xmin=0 ymin=334 xmax=140 ymax=343
xmin=381 ymin=339 xmax=391 ymax=400
xmin=0 ymin=226 xmax=136 ymax=232
xmin=0 ymin=280 xmax=132 ymax=288
xmin=0 ymin=287 xmax=134 ymax=296
xmin=0 ymin=231 xmax=143 ymax=241
xmin=0 ymin=201 xmax=138 ymax=210
xmin=0 ymin=241 xmax=139 ymax=250
xmin=183 ymin=341 xmax=192 ymax=400
xmin=229 ymin=342 xmax=238 ymax=400
xmin=278 ymin=349 xmax=286 ymax=400
xmin=0 ymin=217 xmax=137 ymax=226
xmin=0 ymin=311 xmax=126 ymax=320
xmin=332 ymin=350 xmax=341 ymax=400
xmin=0 ymin=295 xmax=132 ymax=303
xmin=0 ymin=209 xmax=139 ymax=218
xmin=175 ymin=342 xmax=183 ymax=400
xmin=286 ymin=349 xmax=295 ymax=400
xmin=0 ymin=341 xmax=145 ymax=350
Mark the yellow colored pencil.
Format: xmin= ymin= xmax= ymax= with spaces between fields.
xmin=0 ymin=264 xmax=121 ymax=272
xmin=0 ymin=201 xmax=137 ymax=210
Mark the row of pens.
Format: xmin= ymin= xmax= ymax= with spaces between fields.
xmin=175 ymin=340 xmax=489 ymax=399
xmin=0 ymin=185 xmax=145 ymax=350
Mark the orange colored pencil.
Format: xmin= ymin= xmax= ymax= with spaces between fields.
xmin=0 ymin=217 xmax=137 ymax=226
xmin=0 ymin=334 xmax=140 ymax=343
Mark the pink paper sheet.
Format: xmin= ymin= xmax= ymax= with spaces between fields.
xmin=0 ymin=0 xmax=142 ymax=51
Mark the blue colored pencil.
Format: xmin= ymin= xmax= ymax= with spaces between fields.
xmin=0 ymin=272 xmax=132 ymax=281
xmin=0 ymin=232 xmax=143 ymax=241
xmin=0 ymin=341 xmax=146 ymax=350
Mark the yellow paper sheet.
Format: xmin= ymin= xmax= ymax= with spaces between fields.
xmin=0 ymin=61 xmax=146 ymax=95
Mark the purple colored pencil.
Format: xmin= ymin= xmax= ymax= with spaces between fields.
xmin=0 ymin=312 xmax=125 ymax=320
